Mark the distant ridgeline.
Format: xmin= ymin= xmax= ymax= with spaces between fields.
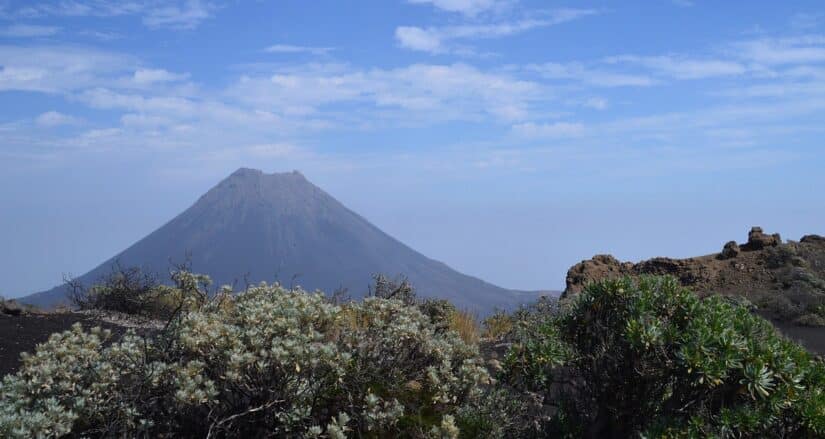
xmin=21 ymin=168 xmax=550 ymax=313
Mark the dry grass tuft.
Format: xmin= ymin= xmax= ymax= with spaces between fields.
xmin=482 ymin=311 xmax=513 ymax=340
xmin=449 ymin=309 xmax=481 ymax=345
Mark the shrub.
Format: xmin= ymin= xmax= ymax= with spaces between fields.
xmin=68 ymin=264 xmax=210 ymax=321
xmin=500 ymin=276 xmax=825 ymax=438
xmin=418 ymin=298 xmax=457 ymax=333
xmin=369 ymin=274 xmax=416 ymax=305
xmin=482 ymin=310 xmax=512 ymax=340
xmin=454 ymin=387 xmax=545 ymax=439
xmin=0 ymin=282 xmax=489 ymax=438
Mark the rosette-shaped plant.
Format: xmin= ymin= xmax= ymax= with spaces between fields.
xmin=501 ymin=276 xmax=825 ymax=438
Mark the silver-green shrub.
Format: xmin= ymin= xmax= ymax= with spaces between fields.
xmin=0 ymin=282 xmax=489 ymax=437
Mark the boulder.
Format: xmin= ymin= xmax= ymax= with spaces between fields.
xmin=719 ymin=241 xmax=740 ymax=259
xmin=743 ymin=226 xmax=781 ymax=251
xmin=0 ymin=300 xmax=23 ymax=316
xmin=563 ymin=254 xmax=631 ymax=298
xmin=801 ymin=234 xmax=825 ymax=245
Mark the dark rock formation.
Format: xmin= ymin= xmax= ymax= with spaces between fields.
xmin=562 ymin=227 xmax=825 ymax=325
xmin=743 ymin=226 xmax=782 ymax=251
xmin=0 ymin=300 xmax=23 ymax=316
xmin=564 ymin=254 xmax=633 ymax=296
xmin=801 ymin=235 xmax=825 ymax=245
xmin=720 ymin=241 xmax=740 ymax=259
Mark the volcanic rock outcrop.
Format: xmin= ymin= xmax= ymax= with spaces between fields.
xmin=564 ymin=227 xmax=825 ymax=328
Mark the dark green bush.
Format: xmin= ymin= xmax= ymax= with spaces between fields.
xmin=501 ymin=276 xmax=825 ymax=438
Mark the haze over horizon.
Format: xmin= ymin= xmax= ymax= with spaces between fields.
xmin=2 ymin=0 xmax=825 ymax=298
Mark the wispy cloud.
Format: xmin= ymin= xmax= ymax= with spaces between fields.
xmin=732 ymin=35 xmax=825 ymax=65
xmin=132 ymin=68 xmax=190 ymax=84
xmin=226 ymin=62 xmax=543 ymax=123
xmin=396 ymin=9 xmax=597 ymax=54
xmin=3 ymin=1 xmax=217 ymax=30
xmin=407 ymin=0 xmax=511 ymax=17
xmin=0 ymin=24 xmax=61 ymax=37
xmin=528 ymin=62 xmax=657 ymax=87
xmin=512 ymin=121 xmax=584 ymax=139
xmin=36 ymin=111 xmax=81 ymax=127
xmin=606 ymin=55 xmax=747 ymax=79
xmin=790 ymin=13 xmax=823 ymax=30
xmin=0 ymin=45 xmax=136 ymax=93
xmin=671 ymin=0 xmax=694 ymax=7
xmin=264 ymin=44 xmax=334 ymax=56
xmin=583 ymin=97 xmax=608 ymax=110
xmin=142 ymin=0 xmax=217 ymax=30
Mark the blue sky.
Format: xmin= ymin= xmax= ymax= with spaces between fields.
xmin=1 ymin=0 xmax=824 ymax=297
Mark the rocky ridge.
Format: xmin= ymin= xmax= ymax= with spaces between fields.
xmin=564 ymin=227 xmax=825 ymax=328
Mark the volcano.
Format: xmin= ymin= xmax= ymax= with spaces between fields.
xmin=22 ymin=168 xmax=543 ymax=312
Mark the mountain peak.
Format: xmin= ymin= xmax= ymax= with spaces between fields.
xmin=22 ymin=169 xmax=536 ymax=313
xmin=206 ymin=168 xmax=318 ymax=210
xmin=230 ymin=167 xmax=263 ymax=178
xmin=228 ymin=168 xmax=306 ymax=181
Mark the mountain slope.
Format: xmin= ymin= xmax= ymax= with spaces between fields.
xmin=22 ymin=168 xmax=544 ymax=312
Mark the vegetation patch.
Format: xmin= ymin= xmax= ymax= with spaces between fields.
xmin=2 ymin=274 xmax=823 ymax=437
xmin=500 ymin=276 xmax=825 ymax=437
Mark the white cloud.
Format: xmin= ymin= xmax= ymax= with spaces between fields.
xmin=607 ymin=55 xmax=747 ymax=79
xmin=529 ymin=62 xmax=657 ymax=87
xmin=143 ymin=0 xmax=217 ymax=30
xmin=265 ymin=44 xmax=334 ymax=56
xmin=132 ymin=68 xmax=190 ymax=84
xmin=0 ymin=45 xmax=136 ymax=92
xmin=512 ymin=121 xmax=584 ymax=139
xmin=5 ymin=1 xmax=216 ymax=30
xmin=226 ymin=63 xmax=542 ymax=123
xmin=395 ymin=9 xmax=597 ymax=54
xmin=0 ymin=24 xmax=60 ymax=37
xmin=584 ymin=97 xmax=608 ymax=110
xmin=244 ymin=143 xmax=301 ymax=158
xmin=395 ymin=27 xmax=444 ymax=53
xmin=407 ymin=0 xmax=507 ymax=16
xmin=791 ymin=13 xmax=823 ymax=30
xmin=734 ymin=36 xmax=825 ymax=65
xmin=120 ymin=113 xmax=175 ymax=128
xmin=36 ymin=111 xmax=80 ymax=127
xmin=78 ymin=30 xmax=122 ymax=41
xmin=12 ymin=1 xmax=143 ymax=18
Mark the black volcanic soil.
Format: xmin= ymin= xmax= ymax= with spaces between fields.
xmin=769 ymin=319 xmax=825 ymax=355
xmin=0 ymin=313 xmax=129 ymax=377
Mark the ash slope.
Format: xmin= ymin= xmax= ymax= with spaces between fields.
xmin=23 ymin=168 xmax=545 ymax=312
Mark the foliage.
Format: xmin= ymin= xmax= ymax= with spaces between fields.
xmin=454 ymin=387 xmax=545 ymax=439
xmin=482 ymin=309 xmax=513 ymax=340
xmin=369 ymin=274 xmax=417 ymax=305
xmin=0 ymin=281 xmax=489 ymax=438
xmin=5 ymin=272 xmax=824 ymax=437
xmin=756 ymin=243 xmax=825 ymax=326
xmin=448 ymin=310 xmax=481 ymax=346
xmin=500 ymin=276 xmax=825 ymax=438
xmin=67 ymin=263 xmax=210 ymax=321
